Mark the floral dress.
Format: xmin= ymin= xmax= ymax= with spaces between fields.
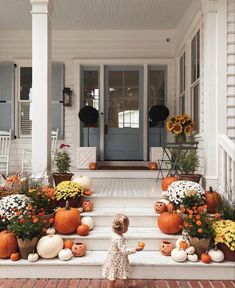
xmin=102 ymin=232 xmax=136 ymax=281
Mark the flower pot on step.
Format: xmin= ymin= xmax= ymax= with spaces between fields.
xmin=17 ymin=237 xmax=39 ymax=259
xmin=52 ymin=173 xmax=74 ymax=186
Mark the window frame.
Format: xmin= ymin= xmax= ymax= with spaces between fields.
xmin=179 ymin=51 xmax=186 ymax=114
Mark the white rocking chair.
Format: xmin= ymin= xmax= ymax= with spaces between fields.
xmin=21 ymin=129 xmax=58 ymax=174
xmin=0 ymin=129 xmax=12 ymax=176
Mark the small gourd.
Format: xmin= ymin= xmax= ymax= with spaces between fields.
xmin=208 ymin=248 xmax=224 ymax=262
xmin=186 ymin=246 xmax=195 ymax=255
xmin=176 ymin=238 xmax=190 ymax=249
xmin=171 ymin=248 xmax=187 ymax=262
xmin=81 ymin=216 xmax=94 ymax=230
xmin=46 ymin=227 xmax=56 ymax=235
xmin=28 ymin=252 xmax=39 ymax=262
xmin=187 ymin=254 xmax=198 ymax=262
xmin=58 ymin=248 xmax=73 ymax=261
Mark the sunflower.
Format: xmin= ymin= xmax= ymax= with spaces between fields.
xmin=173 ymin=123 xmax=183 ymax=134
xmin=184 ymin=125 xmax=192 ymax=135
xmin=166 ymin=120 xmax=174 ymax=132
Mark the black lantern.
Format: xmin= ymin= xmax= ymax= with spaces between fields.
xmin=62 ymin=87 xmax=72 ymax=106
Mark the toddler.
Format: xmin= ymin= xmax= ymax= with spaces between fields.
xmin=102 ymin=214 xmax=143 ymax=288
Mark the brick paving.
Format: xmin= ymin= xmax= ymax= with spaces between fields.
xmin=0 ymin=279 xmax=234 ymax=288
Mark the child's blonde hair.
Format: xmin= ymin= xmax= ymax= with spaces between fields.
xmin=112 ymin=214 xmax=129 ymax=232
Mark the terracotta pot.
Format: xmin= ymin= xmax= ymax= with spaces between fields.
xmin=189 ymin=236 xmax=210 ymax=257
xmin=41 ymin=212 xmax=55 ymax=228
xmin=82 ymin=200 xmax=94 ymax=212
xmin=57 ymin=196 xmax=84 ymax=208
xmin=89 ymin=163 xmax=97 ymax=170
xmin=17 ymin=237 xmax=39 ymax=259
xmin=219 ymin=243 xmax=235 ymax=261
xmin=148 ymin=162 xmax=158 ymax=170
xmin=72 ymin=242 xmax=86 ymax=257
xmin=160 ymin=241 xmax=174 ymax=256
xmin=154 ymin=201 xmax=167 ymax=214
xmin=53 ymin=173 xmax=74 ymax=186
xmin=179 ymin=174 xmax=202 ymax=183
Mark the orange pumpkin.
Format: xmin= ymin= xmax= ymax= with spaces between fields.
xmin=148 ymin=162 xmax=158 ymax=170
xmin=77 ymin=224 xmax=89 ymax=236
xmin=84 ymin=190 xmax=92 ymax=197
xmin=205 ymin=187 xmax=221 ymax=214
xmin=179 ymin=240 xmax=189 ymax=250
xmin=55 ymin=201 xmax=81 ymax=234
xmin=167 ymin=202 xmax=176 ymax=213
xmin=89 ymin=163 xmax=97 ymax=170
xmin=82 ymin=200 xmax=94 ymax=212
xmin=137 ymin=242 xmax=145 ymax=249
xmin=200 ymin=253 xmax=211 ymax=264
xmin=0 ymin=230 xmax=18 ymax=259
xmin=158 ymin=212 xmax=183 ymax=234
xmin=154 ymin=202 xmax=167 ymax=214
xmin=161 ymin=176 xmax=178 ymax=191
xmin=63 ymin=239 xmax=74 ymax=250
xmin=42 ymin=186 xmax=55 ymax=199
xmin=10 ymin=252 xmax=21 ymax=261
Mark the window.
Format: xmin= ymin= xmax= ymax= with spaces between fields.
xmin=191 ymin=30 xmax=200 ymax=131
xmin=179 ymin=52 xmax=186 ymax=114
xmin=18 ymin=63 xmax=64 ymax=138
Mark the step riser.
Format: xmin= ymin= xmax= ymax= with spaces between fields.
xmin=81 ymin=215 xmax=157 ymax=227
xmin=1 ymin=265 xmax=234 ymax=280
xmin=89 ymin=198 xmax=156 ymax=208
xmin=62 ymin=237 xmax=177 ymax=251
xmin=76 ymin=170 xmax=158 ymax=178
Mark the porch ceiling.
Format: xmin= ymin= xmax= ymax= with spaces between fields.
xmin=1 ymin=0 xmax=194 ymax=30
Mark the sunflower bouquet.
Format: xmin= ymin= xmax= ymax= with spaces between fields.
xmin=166 ymin=114 xmax=195 ymax=143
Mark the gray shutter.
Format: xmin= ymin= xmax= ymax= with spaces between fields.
xmin=52 ymin=63 xmax=64 ymax=139
xmin=0 ymin=63 xmax=15 ymax=134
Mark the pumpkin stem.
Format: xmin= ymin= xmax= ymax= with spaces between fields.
xmin=65 ymin=200 xmax=70 ymax=210
xmin=209 ymin=186 xmax=213 ymax=192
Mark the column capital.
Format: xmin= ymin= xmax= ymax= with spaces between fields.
xmin=200 ymin=0 xmax=218 ymax=15
xmin=30 ymin=0 xmax=53 ymax=14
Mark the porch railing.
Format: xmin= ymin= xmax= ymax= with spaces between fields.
xmin=218 ymin=134 xmax=235 ymax=201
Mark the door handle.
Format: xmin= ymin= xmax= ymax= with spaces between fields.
xmin=0 ymin=100 xmax=6 ymax=103
xmin=105 ymin=125 xmax=108 ymax=135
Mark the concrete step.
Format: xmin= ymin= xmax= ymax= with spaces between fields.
xmin=1 ymin=251 xmax=234 ymax=280
xmin=81 ymin=207 xmax=157 ymax=227
xmin=58 ymin=227 xmax=179 ymax=251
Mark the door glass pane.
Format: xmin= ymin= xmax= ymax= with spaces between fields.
xmin=108 ymin=71 xmax=139 ymax=129
xmin=83 ymin=70 xmax=99 ymax=110
xmin=20 ymin=67 xmax=32 ymax=101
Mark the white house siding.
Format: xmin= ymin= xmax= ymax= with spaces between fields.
xmin=0 ymin=30 xmax=175 ymax=174
xmin=227 ymin=0 xmax=235 ymax=142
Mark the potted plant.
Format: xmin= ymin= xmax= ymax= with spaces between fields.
xmin=213 ymin=220 xmax=235 ymax=261
xmin=7 ymin=207 xmax=44 ymax=259
xmin=54 ymin=181 xmax=84 ymax=207
xmin=53 ymin=144 xmax=74 ymax=186
xmin=177 ymin=150 xmax=202 ymax=183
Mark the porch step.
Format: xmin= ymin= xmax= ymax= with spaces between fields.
xmin=75 ymin=169 xmax=158 ymax=178
xmin=81 ymin=207 xmax=157 ymax=227
xmin=58 ymin=227 xmax=177 ymax=251
xmin=1 ymin=251 xmax=234 ymax=280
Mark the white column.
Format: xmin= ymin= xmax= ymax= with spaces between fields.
xmin=202 ymin=0 xmax=227 ymax=188
xmin=30 ymin=0 xmax=53 ymax=177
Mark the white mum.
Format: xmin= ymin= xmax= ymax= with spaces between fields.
xmin=167 ymin=181 xmax=205 ymax=205
xmin=0 ymin=194 xmax=30 ymax=221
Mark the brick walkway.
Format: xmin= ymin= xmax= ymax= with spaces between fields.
xmin=0 ymin=279 xmax=234 ymax=288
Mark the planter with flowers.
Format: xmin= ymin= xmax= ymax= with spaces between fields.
xmin=166 ymin=114 xmax=195 ymax=144
xmin=7 ymin=207 xmax=44 ymax=259
xmin=213 ymin=220 xmax=235 ymax=261
xmin=53 ymin=144 xmax=74 ymax=186
xmin=54 ymin=181 xmax=84 ymax=208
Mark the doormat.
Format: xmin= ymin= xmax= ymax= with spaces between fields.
xmin=98 ymin=166 xmax=149 ymax=170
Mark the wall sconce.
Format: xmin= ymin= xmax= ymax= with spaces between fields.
xmin=63 ymin=87 xmax=72 ymax=106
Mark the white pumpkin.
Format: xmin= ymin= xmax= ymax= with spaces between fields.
xmin=72 ymin=175 xmax=92 ymax=190
xmin=171 ymin=248 xmax=187 ymax=262
xmin=58 ymin=248 xmax=73 ymax=261
xmin=187 ymin=253 xmax=198 ymax=262
xmin=37 ymin=235 xmax=64 ymax=259
xmin=159 ymin=199 xmax=170 ymax=206
xmin=208 ymin=249 xmax=224 ymax=262
xmin=46 ymin=227 xmax=56 ymax=235
xmin=81 ymin=216 xmax=94 ymax=230
xmin=28 ymin=252 xmax=39 ymax=262
xmin=186 ymin=246 xmax=195 ymax=255
xmin=175 ymin=238 xmax=190 ymax=249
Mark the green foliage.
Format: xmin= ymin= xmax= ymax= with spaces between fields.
xmin=178 ymin=150 xmax=199 ymax=174
xmin=219 ymin=194 xmax=235 ymax=221
xmin=180 ymin=192 xmax=205 ymax=210
xmin=55 ymin=146 xmax=71 ymax=173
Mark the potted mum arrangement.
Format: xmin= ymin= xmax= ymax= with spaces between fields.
xmin=166 ymin=114 xmax=195 ymax=144
xmin=53 ymin=144 xmax=74 ymax=186
xmin=7 ymin=206 xmax=44 ymax=259
xmin=54 ymin=181 xmax=84 ymax=207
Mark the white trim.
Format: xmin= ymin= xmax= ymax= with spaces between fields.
xmin=143 ymin=64 xmax=148 ymax=161
xmin=99 ymin=64 xmax=105 ymax=161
